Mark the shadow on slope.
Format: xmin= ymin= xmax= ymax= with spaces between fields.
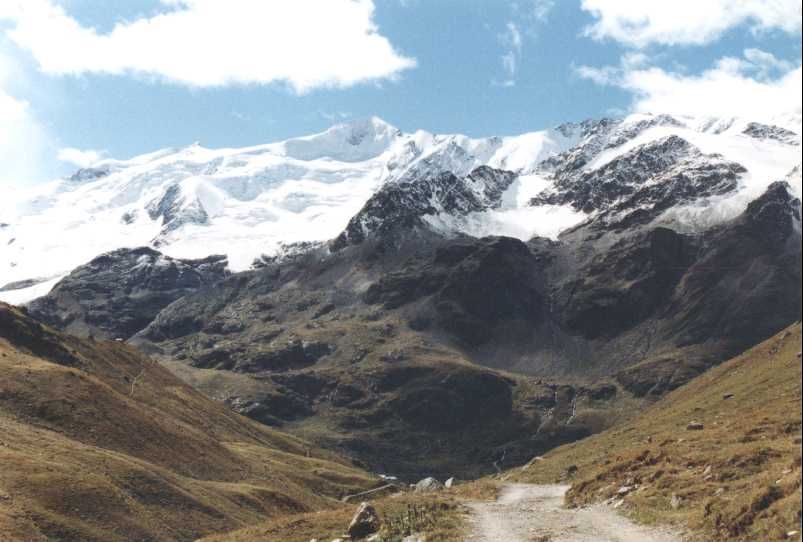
xmin=0 ymin=303 xmax=376 ymax=542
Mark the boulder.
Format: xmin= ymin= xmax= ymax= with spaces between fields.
xmin=444 ymin=477 xmax=457 ymax=488
xmin=414 ymin=477 xmax=443 ymax=493
xmin=686 ymin=421 xmax=704 ymax=431
xmin=347 ymin=502 xmax=381 ymax=540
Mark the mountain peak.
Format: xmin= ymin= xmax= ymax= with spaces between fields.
xmin=282 ymin=115 xmax=402 ymax=162
xmin=3 ymin=112 xmax=801 ymax=306
xmin=335 ymin=115 xmax=399 ymax=134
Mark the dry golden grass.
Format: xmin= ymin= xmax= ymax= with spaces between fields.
xmin=203 ymin=479 xmax=501 ymax=542
xmin=202 ymin=493 xmax=460 ymax=542
xmin=509 ymin=323 xmax=802 ymax=541
xmin=0 ymin=303 xmax=377 ymax=541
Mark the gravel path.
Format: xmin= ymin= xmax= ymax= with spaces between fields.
xmin=466 ymin=483 xmax=681 ymax=542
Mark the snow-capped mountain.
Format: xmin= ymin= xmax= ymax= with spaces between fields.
xmin=1 ymin=113 xmax=800 ymax=304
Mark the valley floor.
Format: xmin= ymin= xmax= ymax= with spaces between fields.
xmin=466 ymin=483 xmax=680 ymax=542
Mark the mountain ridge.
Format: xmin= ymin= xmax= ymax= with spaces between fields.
xmin=23 ymin=177 xmax=800 ymax=479
xmin=2 ymin=112 xmax=800 ymax=305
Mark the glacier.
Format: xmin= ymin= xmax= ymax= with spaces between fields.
xmin=1 ymin=113 xmax=800 ymax=304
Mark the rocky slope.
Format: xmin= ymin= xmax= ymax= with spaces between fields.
xmin=332 ymin=166 xmax=517 ymax=249
xmin=22 ymin=179 xmax=800 ymax=479
xmin=510 ymin=323 xmax=802 ymax=542
xmin=0 ymin=302 xmax=377 ymax=542
xmin=11 ymin=112 xmax=803 ymax=480
xmin=27 ymin=247 xmax=228 ymax=340
xmin=532 ymin=135 xmax=746 ymax=232
xmin=126 ymin=246 xmax=622 ymax=479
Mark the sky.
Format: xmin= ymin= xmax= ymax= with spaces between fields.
xmin=1 ymin=0 xmax=801 ymax=185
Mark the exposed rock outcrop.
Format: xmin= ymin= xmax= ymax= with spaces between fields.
xmin=27 ymin=247 xmax=228 ymax=340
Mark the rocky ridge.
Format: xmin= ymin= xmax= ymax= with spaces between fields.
xmin=15 ymin=113 xmax=803 ymax=480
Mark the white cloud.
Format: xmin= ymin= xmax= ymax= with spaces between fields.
xmin=0 ymin=49 xmax=55 ymax=187
xmin=574 ymin=52 xmax=648 ymax=85
xmin=57 ymin=147 xmax=104 ymax=168
xmin=0 ymin=90 xmax=53 ymax=186
xmin=581 ymin=0 xmax=802 ymax=48
xmin=493 ymin=1 xmax=554 ymax=87
xmin=512 ymin=0 xmax=555 ymax=25
xmin=530 ymin=0 xmax=555 ymax=22
xmin=1 ymin=0 xmax=416 ymax=93
xmin=0 ymin=88 xmax=27 ymax=120
xmin=743 ymin=48 xmax=794 ymax=77
xmin=495 ymin=21 xmax=522 ymax=87
xmin=576 ymin=49 xmax=802 ymax=121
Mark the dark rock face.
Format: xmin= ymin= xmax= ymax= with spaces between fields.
xmin=0 ymin=278 xmax=51 ymax=293
xmin=362 ymin=237 xmax=547 ymax=346
xmin=581 ymin=383 xmax=618 ymax=401
xmin=146 ymin=184 xmax=210 ymax=243
xmin=742 ymin=181 xmax=801 ymax=244
xmin=27 ymin=247 xmax=229 ymax=340
xmin=333 ymin=166 xmax=516 ymax=249
xmin=533 ymin=136 xmax=745 ymax=230
xmin=390 ymin=369 xmax=513 ymax=431
xmin=742 ymin=122 xmax=800 ymax=145
xmin=363 ymin=264 xmax=446 ymax=309
xmin=558 ymin=227 xmax=698 ymax=339
xmin=434 ymin=237 xmax=546 ymax=345
xmin=68 ymin=165 xmax=111 ymax=183
xmin=614 ymin=352 xmax=710 ymax=398
xmin=541 ymin=115 xmax=682 ymax=173
xmin=656 ymin=181 xmax=801 ymax=353
xmin=134 ymin=267 xmax=282 ymax=345
xmin=227 ymin=339 xmax=334 ymax=373
xmin=227 ymin=394 xmax=313 ymax=426
xmin=21 ymin=142 xmax=802 ymax=479
xmin=0 ymin=304 xmax=80 ymax=367
xmin=603 ymin=182 xmax=802 ymax=397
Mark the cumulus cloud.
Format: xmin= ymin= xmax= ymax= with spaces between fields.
xmin=576 ymin=49 xmax=802 ymax=121
xmin=57 ymin=147 xmax=104 ymax=168
xmin=0 ymin=92 xmax=53 ymax=187
xmin=0 ymin=0 xmax=416 ymax=93
xmin=0 ymin=49 xmax=54 ymax=187
xmin=581 ymin=0 xmax=802 ymax=48
xmin=573 ymin=52 xmax=648 ymax=85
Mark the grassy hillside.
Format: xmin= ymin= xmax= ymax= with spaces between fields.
xmin=200 ymin=480 xmax=498 ymax=542
xmin=0 ymin=303 xmax=377 ymax=542
xmin=510 ymin=323 xmax=802 ymax=541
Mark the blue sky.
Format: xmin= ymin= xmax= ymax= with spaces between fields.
xmin=1 ymin=0 xmax=801 ymax=184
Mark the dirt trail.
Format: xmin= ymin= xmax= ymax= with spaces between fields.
xmin=466 ymin=483 xmax=680 ymax=542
